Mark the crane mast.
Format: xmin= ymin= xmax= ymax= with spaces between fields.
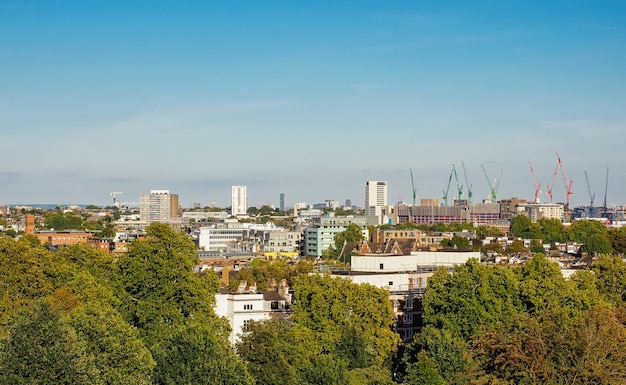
xmin=410 ymin=168 xmax=417 ymax=206
xmin=556 ymin=152 xmax=574 ymax=208
xmin=528 ymin=161 xmax=541 ymax=203
xmin=452 ymin=164 xmax=463 ymax=205
xmin=584 ymin=171 xmax=595 ymax=208
xmin=461 ymin=161 xmax=472 ymax=204
xmin=481 ymin=164 xmax=502 ymax=203
xmin=442 ymin=166 xmax=454 ymax=206
xmin=545 ymin=162 xmax=559 ymax=203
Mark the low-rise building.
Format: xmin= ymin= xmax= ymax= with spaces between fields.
xmin=214 ymin=280 xmax=292 ymax=346
xmin=331 ymin=243 xmax=478 ymax=341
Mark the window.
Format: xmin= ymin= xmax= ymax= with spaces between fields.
xmin=379 ymin=263 xmax=384 ymax=270
xmin=404 ymin=300 xmax=413 ymax=310
xmin=388 ymin=281 xmax=394 ymax=287
xmin=403 ymin=313 xmax=413 ymax=324
xmin=243 ymin=304 xmax=253 ymax=310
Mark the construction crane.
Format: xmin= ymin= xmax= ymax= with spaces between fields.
xmin=584 ymin=171 xmax=595 ymax=208
xmin=528 ymin=161 xmax=541 ymax=203
xmin=410 ymin=168 xmax=417 ymax=206
xmin=461 ymin=161 xmax=473 ymax=204
xmin=442 ymin=166 xmax=454 ymax=206
xmin=481 ymin=164 xmax=502 ymax=203
xmin=452 ymin=164 xmax=463 ymax=205
xmin=545 ymin=161 xmax=559 ymax=203
xmin=110 ymin=192 xmax=122 ymax=207
xmin=556 ymin=152 xmax=574 ymax=208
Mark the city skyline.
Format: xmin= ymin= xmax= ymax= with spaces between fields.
xmin=1 ymin=1 xmax=625 ymax=208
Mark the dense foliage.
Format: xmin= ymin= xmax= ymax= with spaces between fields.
xmin=237 ymin=274 xmax=400 ymax=385
xmin=4 ymin=220 xmax=626 ymax=384
xmin=0 ymin=224 xmax=250 ymax=385
xmin=402 ymin=254 xmax=626 ymax=384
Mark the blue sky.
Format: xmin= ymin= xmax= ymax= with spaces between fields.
xmin=1 ymin=1 xmax=625 ymax=208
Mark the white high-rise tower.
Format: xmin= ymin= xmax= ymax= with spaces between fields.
xmin=365 ymin=181 xmax=387 ymax=220
xmin=140 ymin=190 xmax=172 ymax=225
xmin=231 ymin=186 xmax=248 ymax=216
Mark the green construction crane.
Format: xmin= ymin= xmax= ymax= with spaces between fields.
xmin=410 ymin=168 xmax=417 ymax=206
xmin=481 ymin=164 xmax=502 ymax=203
xmin=452 ymin=164 xmax=463 ymax=205
xmin=442 ymin=165 xmax=454 ymax=206
xmin=461 ymin=161 xmax=473 ymax=203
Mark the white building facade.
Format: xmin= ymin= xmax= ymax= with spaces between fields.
xmin=365 ymin=181 xmax=388 ymax=223
xmin=139 ymin=190 xmax=171 ymax=225
xmin=214 ymin=293 xmax=267 ymax=346
xmin=231 ymin=186 xmax=248 ymax=216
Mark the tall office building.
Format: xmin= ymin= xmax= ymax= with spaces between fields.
xmin=365 ymin=181 xmax=388 ymax=219
xmin=140 ymin=190 xmax=174 ymax=225
xmin=231 ymin=186 xmax=248 ymax=216
xmin=280 ymin=193 xmax=285 ymax=212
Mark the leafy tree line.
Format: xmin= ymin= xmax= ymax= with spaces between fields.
xmin=237 ymin=274 xmax=401 ymax=385
xmin=401 ymin=254 xmax=626 ymax=384
xmin=510 ymin=216 xmax=622 ymax=255
xmin=0 ymin=223 xmax=251 ymax=384
xmin=5 ymin=220 xmax=626 ymax=384
xmin=0 ymin=224 xmax=402 ymax=384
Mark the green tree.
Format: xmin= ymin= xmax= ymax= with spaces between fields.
xmin=152 ymin=321 xmax=253 ymax=385
xmin=301 ymin=354 xmax=350 ymax=385
xmin=440 ymin=235 xmax=471 ymax=250
xmin=397 ymin=222 xmax=420 ymax=230
xmin=537 ymin=217 xmax=566 ymax=243
xmin=115 ymin=223 xmax=226 ymax=347
xmin=237 ymin=317 xmax=315 ymax=385
xmin=592 ymin=255 xmax=626 ymax=306
xmin=334 ymin=224 xmax=366 ymax=255
xmin=69 ymin=303 xmax=155 ymax=385
xmin=510 ymin=215 xmax=541 ymax=239
xmin=325 ymin=223 xmax=366 ymax=260
xmin=517 ymin=253 xmax=598 ymax=317
xmin=423 ymin=260 xmax=522 ymax=340
xmin=475 ymin=225 xmax=504 ymax=240
xmin=291 ymin=274 xmax=400 ymax=368
xmin=505 ymin=239 xmax=526 ymax=255
xmin=403 ymin=326 xmax=471 ymax=384
xmin=568 ymin=219 xmax=612 ymax=256
xmin=481 ymin=242 xmax=503 ymax=255
xmin=0 ymin=300 xmax=101 ymax=385
xmin=609 ymin=227 xmax=626 ymax=255
xmin=44 ymin=211 xmax=83 ymax=230
xmin=0 ymin=237 xmax=59 ymax=336
xmin=529 ymin=239 xmax=545 ymax=253
xmin=404 ymin=351 xmax=446 ymax=385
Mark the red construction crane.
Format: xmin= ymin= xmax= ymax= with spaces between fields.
xmin=528 ymin=161 xmax=541 ymax=203
xmin=556 ymin=152 xmax=574 ymax=208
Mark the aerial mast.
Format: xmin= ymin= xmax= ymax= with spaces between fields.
xmin=528 ymin=161 xmax=541 ymax=203
xmin=461 ymin=161 xmax=473 ymax=204
xmin=556 ymin=152 xmax=574 ymax=208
